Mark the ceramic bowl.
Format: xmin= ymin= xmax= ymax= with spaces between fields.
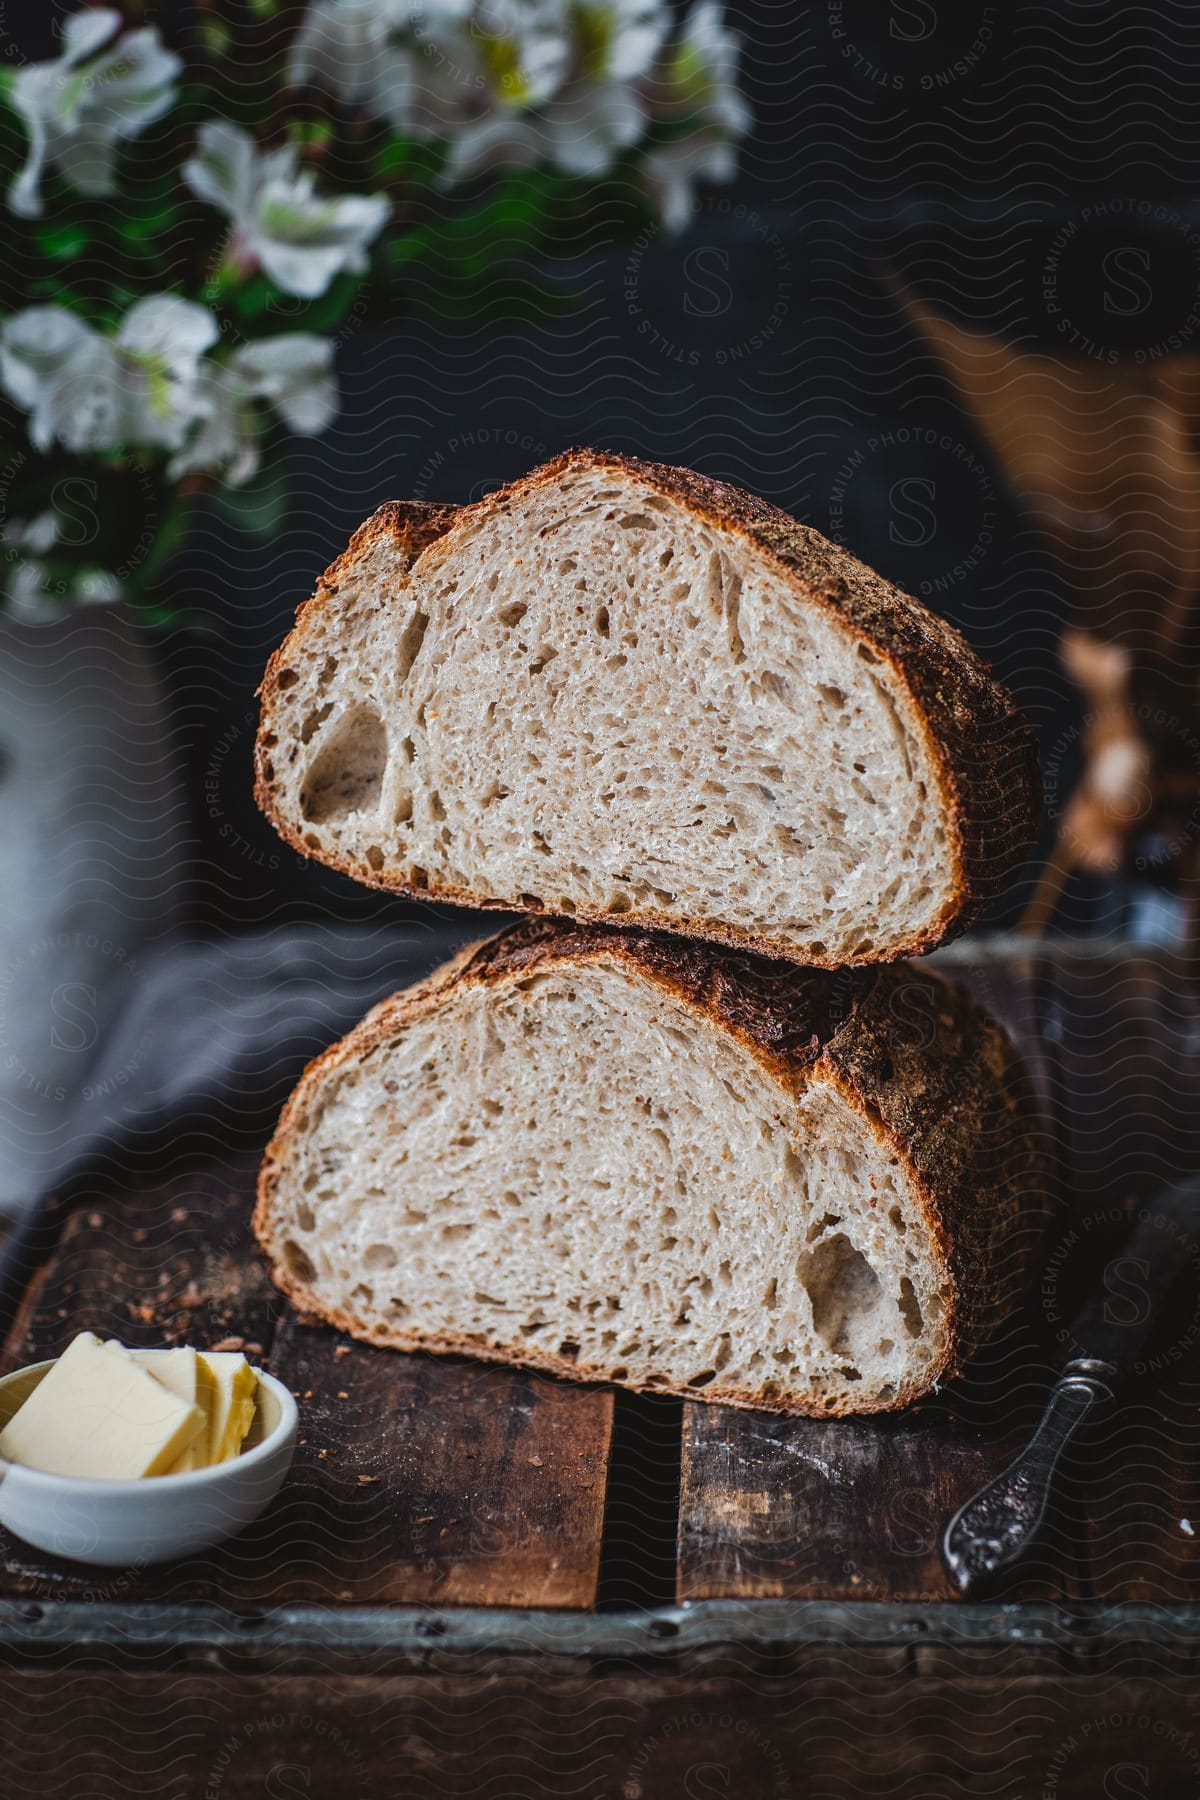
xmin=0 ymin=1357 xmax=298 ymax=1566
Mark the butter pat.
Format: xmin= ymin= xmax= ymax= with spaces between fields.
xmin=0 ymin=1333 xmax=207 ymax=1480
xmin=127 ymin=1347 xmax=215 ymax=1473
xmin=199 ymin=1351 xmax=257 ymax=1464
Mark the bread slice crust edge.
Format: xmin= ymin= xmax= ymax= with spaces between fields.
xmin=254 ymin=451 xmax=1042 ymax=968
xmin=254 ymin=920 xmax=1045 ymax=1416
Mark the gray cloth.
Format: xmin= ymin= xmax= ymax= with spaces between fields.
xmin=2 ymin=919 xmax=484 ymax=1213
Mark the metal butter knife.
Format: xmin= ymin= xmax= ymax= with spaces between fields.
xmin=942 ymin=1177 xmax=1199 ymax=1594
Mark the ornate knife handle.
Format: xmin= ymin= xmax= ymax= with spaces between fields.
xmin=942 ymin=1357 xmax=1116 ymax=1595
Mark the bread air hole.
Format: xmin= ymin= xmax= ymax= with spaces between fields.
xmin=797 ymin=1233 xmax=885 ymax=1356
xmin=898 ymin=1275 xmax=924 ymax=1338
xmin=300 ymin=703 xmax=334 ymax=745
xmin=282 ymin=1239 xmax=316 ymax=1285
xmin=300 ymin=706 xmax=387 ymax=823
xmin=396 ymin=609 xmax=429 ymax=683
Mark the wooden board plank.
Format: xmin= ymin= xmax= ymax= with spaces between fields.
xmin=226 ymin=1315 xmax=613 ymax=1609
xmin=678 ymin=956 xmax=1078 ymax=1603
xmin=677 ymin=1331 xmax=1075 ymax=1603
xmin=0 ymin=1165 xmax=613 ymax=1612
xmin=0 ymin=1157 xmax=279 ymax=1374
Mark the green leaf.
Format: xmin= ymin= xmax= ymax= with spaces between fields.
xmin=293 ymin=119 xmax=334 ymax=150
xmin=373 ymin=141 xmax=410 ymax=181
xmin=202 ymin=20 xmax=233 ymax=56
xmin=135 ymin=498 xmax=193 ymax=588
xmin=386 ymin=228 xmax=432 ymax=267
xmin=228 ymin=274 xmax=278 ymax=319
xmin=120 ymin=205 xmax=180 ymax=243
xmin=213 ymin=468 xmax=290 ymax=541
xmin=37 ymin=224 xmax=90 ymax=261
xmin=290 ymin=272 xmax=361 ymax=332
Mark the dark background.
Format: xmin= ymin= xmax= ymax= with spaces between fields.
xmin=51 ymin=0 xmax=1200 ymax=939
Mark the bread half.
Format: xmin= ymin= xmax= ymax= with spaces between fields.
xmin=255 ymin=450 xmax=1040 ymax=968
xmin=255 ymin=921 xmax=1043 ymax=1416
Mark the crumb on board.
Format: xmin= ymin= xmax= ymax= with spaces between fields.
xmin=1182 ymin=1518 xmax=1195 ymax=1537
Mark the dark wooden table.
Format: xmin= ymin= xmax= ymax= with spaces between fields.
xmin=1 ymin=942 xmax=1198 ymax=1799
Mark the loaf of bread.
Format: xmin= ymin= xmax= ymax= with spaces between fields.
xmin=254 ymin=921 xmax=1044 ymax=1416
xmin=255 ymin=450 xmax=1039 ymax=968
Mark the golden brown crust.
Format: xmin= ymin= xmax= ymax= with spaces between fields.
xmin=254 ymin=451 xmax=1041 ymax=968
xmin=255 ymin=920 xmax=1045 ymax=1415
xmin=819 ymin=960 xmax=1047 ymax=1382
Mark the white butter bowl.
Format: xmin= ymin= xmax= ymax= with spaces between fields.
xmin=0 ymin=1357 xmax=298 ymax=1566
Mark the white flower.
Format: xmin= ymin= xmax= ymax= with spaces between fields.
xmin=2 ymin=510 xmax=60 ymax=557
xmin=641 ymin=132 xmax=736 ymax=232
xmin=3 ymin=553 xmax=124 ymax=620
xmin=286 ymin=0 xmax=576 ymax=130
xmin=439 ymin=1 xmax=670 ymax=182
xmin=538 ymin=70 xmax=648 ymax=176
xmin=288 ymin=0 xmax=669 ymax=173
xmin=438 ymin=112 xmax=543 ymax=182
xmin=287 ymin=0 xmax=471 ymax=122
xmin=170 ymin=335 xmax=338 ymax=486
xmin=466 ymin=1 xmax=574 ymax=109
xmin=233 ymin=335 xmax=338 ymax=434
xmin=640 ymin=3 xmax=749 ymax=228
xmin=73 ymin=568 xmax=124 ymax=606
xmin=5 ymin=558 xmax=66 ymax=622
xmin=371 ymin=3 xmax=575 ymax=142
xmin=651 ymin=1 xmax=750 ymax=138
xmin=183 ymin=121 xmax=390 ymax=300
xmin=571 ymin=0 xmax=669 ymax=83
xmin=0 ymin=298 xmax=218 ymax=455
xmin=1 ymin=513 xmax=126 ymax=619
xmin=0 ymin=300 xmax=337 ymax=483
xmin=528 ymin=2 xmax=671 ymax=176
xmin=8 ymin=10 xmax=182 ymax=218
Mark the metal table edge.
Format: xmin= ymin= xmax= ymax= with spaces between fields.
xmin=1 ymin=1598 xmax=1199 ymax=1671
